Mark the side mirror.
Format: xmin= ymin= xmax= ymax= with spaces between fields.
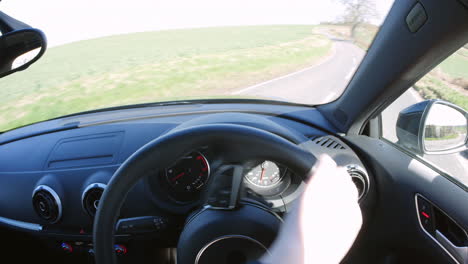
xmin=396 ymin=100 xmax=467 ymax=155
xmin=0 ymin=11 xmax=47 ymax=78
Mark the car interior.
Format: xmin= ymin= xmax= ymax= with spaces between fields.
xmin=0 ymin=0 xmax=467 ymax=263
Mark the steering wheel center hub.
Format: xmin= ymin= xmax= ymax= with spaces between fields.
xmin=177 ymin=202 xmax=281 ymax=264
xmin=196 ymin=235 xmax=268 ymax=264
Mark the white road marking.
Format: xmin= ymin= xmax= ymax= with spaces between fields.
xmin=232 ymin=43 xmax=337 ymax=95
xmin=344 ymin=57 xmax=358 ymax=81
xmin=344 ymin=66 xmax=357 ymax=80
xmin=409 ymin=88 xmax=423 ymax=102
xmin=456 ymin=154 xmax=468 ymax=174
xmin=322 ymin=91 xmax=337 ymax=102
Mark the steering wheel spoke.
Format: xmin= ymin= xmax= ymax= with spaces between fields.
xmin=204 ymin=164 xmax=244 ymax=210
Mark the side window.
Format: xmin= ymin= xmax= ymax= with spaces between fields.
xmin=381 ymin=46 xmax=468 ymax=187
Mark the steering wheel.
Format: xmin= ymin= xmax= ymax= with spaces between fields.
xmin=93 ymin=124 xmax=317 ymax=264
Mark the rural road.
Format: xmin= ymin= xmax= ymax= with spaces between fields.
xmin=232 ymin=37 xmax=364 ymax=104
xmin=234 ymin=34 xmax=468 ymax=185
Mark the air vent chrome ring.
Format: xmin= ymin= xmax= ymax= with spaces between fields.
xmin=346 ymin=165 xmax=369 ymax=200
xmin=82 ymin=183 xmax=106 ymax=217
xmin=32 ymin=185 xmax=62 ymax=224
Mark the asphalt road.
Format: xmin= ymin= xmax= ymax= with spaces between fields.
xmin=232 ymin=37 xmax=364 ymax=104
xmin=234 ymin=35 xmax=468 ymax=186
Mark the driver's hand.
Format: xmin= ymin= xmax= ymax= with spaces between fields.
xmin=260 ymin=155 xmax=363 ymax=264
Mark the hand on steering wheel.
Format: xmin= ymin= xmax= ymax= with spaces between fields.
xmin=260 ymin=155 xmax=362 ymax=264
xmin=93 ymin=124 xmax=359 ymax=264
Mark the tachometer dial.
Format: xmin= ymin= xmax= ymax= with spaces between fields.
xmin=245 ymin=161 xmax=283 ymax=187
xmin=165 ymin=152 xmax=210 ymax=193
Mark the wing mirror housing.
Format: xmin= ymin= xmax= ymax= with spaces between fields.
xmin=0 ymin=11 xmax=47 ymax=78
xmin=396 ymin=100 xmax=467 ymax=155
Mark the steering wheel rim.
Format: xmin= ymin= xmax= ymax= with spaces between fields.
xmin=93 ymin=123 xmax=317 ymax=264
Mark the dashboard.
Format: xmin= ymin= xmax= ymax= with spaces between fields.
xmin=0 ymin=103 xmax=371 ymax=262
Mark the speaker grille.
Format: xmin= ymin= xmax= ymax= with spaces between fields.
xmin=310 ymin=136 xmax=346 ymax=150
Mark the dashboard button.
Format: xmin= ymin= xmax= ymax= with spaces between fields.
xmin=61 ymin=242 xmax=73 ymax=254
xmin=417 ymin=196 xmax=434 ymax=234
xmin=114 ymin=244 xmax=127 ymax=256
xmin=116 ymin=216 xmax=167 ymax=234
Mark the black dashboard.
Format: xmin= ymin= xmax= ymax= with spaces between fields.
xmin=0 ymin=103 xmax=371 ymax=262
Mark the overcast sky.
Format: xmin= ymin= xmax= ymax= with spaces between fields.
xmin=1 ymin=0 xmax=394 ymax=47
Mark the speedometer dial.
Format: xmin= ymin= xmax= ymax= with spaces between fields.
xmin=245 ymin=161 xmax=283 ymax=187
xmin=165 ymin=152 xmax=210 ymax=194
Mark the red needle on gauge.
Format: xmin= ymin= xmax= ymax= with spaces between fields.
xmin=260 ymin=164 xmax=266 ymax=181
xmin=172 ymin=172 xmax=185 ymax=182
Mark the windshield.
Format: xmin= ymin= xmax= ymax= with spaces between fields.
xmin=0 ymin=0 xmax=394 ymax=132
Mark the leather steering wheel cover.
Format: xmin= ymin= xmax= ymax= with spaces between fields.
xmin=178 ymin=199 xmax=283 ymax=264
xmin=93 ymin=123 xmax=316 ymax=264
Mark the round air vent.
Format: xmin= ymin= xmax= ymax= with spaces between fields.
xmin=32 ymin=185 xmax=62 ymax=224
xmin=346 ymin=165 xmax=369 ymax=200
xmin=82 ymin=183 xmax=106 ymax=217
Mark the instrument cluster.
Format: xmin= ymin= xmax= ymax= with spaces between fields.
xmin=147 ymin=149 xmax=295 ymax=211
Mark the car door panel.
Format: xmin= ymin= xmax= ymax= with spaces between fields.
xmin=342 ymin=135 xmax=468 ymax=264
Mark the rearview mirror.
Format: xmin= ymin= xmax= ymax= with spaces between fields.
xmin=0 ymin=29 xmax=46 ymax=78
xmin=396 ymin=100 xmax=467 ymax=155
xmin=0 ymin=11 xmax=47 ymax=78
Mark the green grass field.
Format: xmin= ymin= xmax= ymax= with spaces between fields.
xmin=415 ymin=49 xmax=468 ymax=110
xmin=0 ymin=25 xmax=332 ymax=131
xmin=414 ymin=74 xmax=468 ymax=110
xmin=438 ymin=52 xmax=468 ymax=79
xmin=425 ymin=134 xmax=459 ymax=141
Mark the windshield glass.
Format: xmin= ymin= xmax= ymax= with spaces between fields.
xmin=0 ymin=0 xmax=394 ymax=132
